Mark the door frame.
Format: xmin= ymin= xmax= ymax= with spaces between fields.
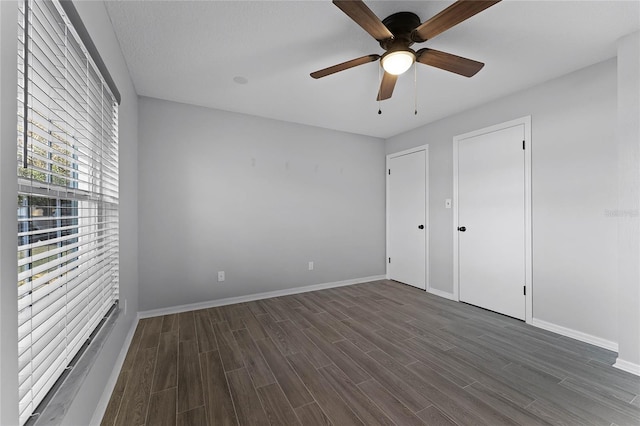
xmin=386 ymin=145 xmax=429 ymax=291
xmin=453 ymin=116 xmax=532 ymax=324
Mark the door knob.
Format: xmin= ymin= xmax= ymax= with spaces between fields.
xmin=458 ymin=226 xmax=466 ymax=232
xmin=418 ymin=225 xmax=424 ymax=229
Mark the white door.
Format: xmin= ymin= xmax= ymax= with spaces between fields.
xmin=457 ymin=125 xmax=526 ymax=319
xmin=388 ymin=149 xmax=427 ymax=290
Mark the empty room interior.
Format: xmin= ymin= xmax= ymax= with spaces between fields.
xmin=0 ymin=0 xmax=639 ymax=425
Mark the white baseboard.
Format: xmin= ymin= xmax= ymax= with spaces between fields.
xmin=89 ymin=315 xmax=140 ymax=425
xmin=531 ymin=318 xmax=619 ymax=352
xmin=427 ymin=287 xmax=457 ymax=301
xmin=614 ymin=358 xmax=640 ymax=376
xmin=138 ymin=275 xmax=386 ymax=319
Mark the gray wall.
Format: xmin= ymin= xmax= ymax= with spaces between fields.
xmin=0 ymin=1 xmax=139 ymax=424
xmin=138 ymin=97 xmax=386 ymax=312
xmin=0 ymin=2 xmax=20 ymax=423
xmin=616 ymin=31 xmax=640 ymax=368
xmin=387 ymin=59 xmax=619 ymax=344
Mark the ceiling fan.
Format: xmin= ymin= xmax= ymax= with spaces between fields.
xmin=311 ymin=0 xmax=501 ymax=101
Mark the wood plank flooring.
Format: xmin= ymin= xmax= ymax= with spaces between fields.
xmin=101 ymin=280 xmax=640 ymax=426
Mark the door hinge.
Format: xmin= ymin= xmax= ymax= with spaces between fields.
xmin=388 ymin=257 xmax=391 ymax=263
xmin=523 ymin=285 xmax=526 ymax=295
xmin=388 ymin=169 xmax=391 ymax=175
xmin=522 ymin=140 xmax=525 ymax=150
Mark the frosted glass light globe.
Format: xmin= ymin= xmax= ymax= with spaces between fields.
xmin=381 ymin=50 xmax=415 ymax=75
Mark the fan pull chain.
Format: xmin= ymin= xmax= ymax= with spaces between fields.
xmin=378 ymin=65 xmax=382 ymax=115
xmin=414 ymin=61 xmax=418 ymax=115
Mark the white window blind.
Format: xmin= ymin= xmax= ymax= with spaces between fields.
xmin=17 ymin=1 xmax=119 ymax=424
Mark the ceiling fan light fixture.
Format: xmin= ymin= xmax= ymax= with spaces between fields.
xmin=381 ymin=50 xmax=415 ymax=75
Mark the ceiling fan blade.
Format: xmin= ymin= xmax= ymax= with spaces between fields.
xmin=416 ymin=48 xmax=484 ymax=77
xmin=412 ymin=0 xmax=501 ymax=42
xmin=311 ymin=54 xmax=380 ymax=79
xmin=377 ymin=72 xmax=398 ymax=101
xmin=333 ymin=0 xmax=393 ymax=41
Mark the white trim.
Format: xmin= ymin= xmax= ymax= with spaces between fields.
xmin=385 ymin=145 xmax=429 ymax=291
xmin=425 ymin=147 xmax=430 ymax=293
xmin=523 ymin=116 xmax=532 ymax=324
xmin=427 ymin=287 xmax=457 ymax=301
xmin=138 ymin=275 xmax=386 ymax=319
xmin=89 ymin=315 xmax=140 ymax=425
xmin=613 ymin=359 xmax=640 ymax=377
xmin=452 ymin=138 xmax=460 ymax=302
xmin=532 ymin=318 xmax=619 ymax=352
xmin=452 ymin=116 xmax=533 ymax=323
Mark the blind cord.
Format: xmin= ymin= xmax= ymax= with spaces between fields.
xmin=22 ymin=0 xmax=29 ymax=169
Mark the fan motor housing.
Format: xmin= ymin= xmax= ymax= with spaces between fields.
xmin=380 ymin=12 xmax=421 ymax=49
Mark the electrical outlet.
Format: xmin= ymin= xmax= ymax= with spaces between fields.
xmin=445 ymin=198 xmax=452 ymax=209
xmin=308 ymin=261 xmax=314 ymax=271
xmin=218 ymin=271 xmax=225 ymax=282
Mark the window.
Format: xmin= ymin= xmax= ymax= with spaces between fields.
xmin=17 ymin=1 xmax=120 ymax=424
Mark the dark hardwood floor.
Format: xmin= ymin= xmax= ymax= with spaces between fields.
xmin=101 ymin=280 xmax=640 ymax=426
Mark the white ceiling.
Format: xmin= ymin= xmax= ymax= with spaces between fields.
xmin=104 ymin=0 xmax=640 ymax=139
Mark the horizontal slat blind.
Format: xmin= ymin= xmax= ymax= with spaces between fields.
xmin=17 ymin=1 xmax=119 ymax=424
